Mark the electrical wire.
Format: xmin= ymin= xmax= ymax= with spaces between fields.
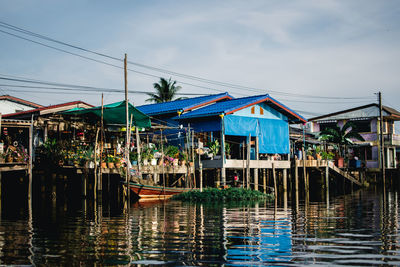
xmin=0 ymin=21 xmax=375 ymax=100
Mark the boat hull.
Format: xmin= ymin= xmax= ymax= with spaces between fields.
xmin=128 ymin=183 xmax=191 ymax=199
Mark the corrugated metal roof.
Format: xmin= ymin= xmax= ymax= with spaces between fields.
xmin=136 ymin=92 xmax=232 ymax=116
xmin=176 ymin=94 xmax=307 ymax=123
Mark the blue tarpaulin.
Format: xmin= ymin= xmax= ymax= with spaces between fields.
xmin=224 ymin=115 xmax=289 ymax=154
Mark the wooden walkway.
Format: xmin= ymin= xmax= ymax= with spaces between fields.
xmin=295 ymin=160 xmax=362 ymax=186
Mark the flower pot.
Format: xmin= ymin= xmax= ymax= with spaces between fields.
xmin=180 ymin=160 xmax=186 ymax=166
xmin=151 ymin=158 xmax=157 ymax=166
xmin=143 ymin=159 xmax=149 ymax=166
xmin=101 ymin=162 xmax=107 ymax=168
xmin=115 ymin=162 xmax=121 ymax=169
xmin=173 ymin=159 xmax=179 ymax=166
xmin=335 ymin=157 xmax=344 ymax=168
xmin=131 ymin=160 xmax=138 ymax=166
xmin=107 ymin=162 xmax=114 ymax=168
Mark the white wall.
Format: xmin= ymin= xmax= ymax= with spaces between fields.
xmin=0 ymin=100 xmax=36 ymax=115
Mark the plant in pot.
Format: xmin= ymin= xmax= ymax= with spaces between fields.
xmin=106 ymin=154 xmax=115 ymax=168
xmin=165 ymin=145 xmax=179 ymax=165
xmin=225 ymin=143 xmax=231 ymax=159
xmin=208 ymin=140 xmax=220 ymax=159
xmin=114 ymin=155 xmax=122 ymax=168
xmin=130 ymin=151 xmax=138 ymax=166
xmin=141 ymin=146 xmax=154 ymax=166
xmin=0 ymin=152 xmax=5 ymax=164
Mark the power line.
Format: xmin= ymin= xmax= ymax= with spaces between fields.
xmin=0 ymin=21 xmax=374 ymax=100
xmin=0 ymin=27 xmax=247 ymax=96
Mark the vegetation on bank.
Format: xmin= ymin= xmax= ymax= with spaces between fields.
xmin=172 ymin=187 xmax=274 ymax=202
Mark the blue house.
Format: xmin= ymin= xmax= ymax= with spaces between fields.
xmin=175 ymin=94 xmax=306 ymax=187
xmin=136 ymin=92 xmax=233 ymax=146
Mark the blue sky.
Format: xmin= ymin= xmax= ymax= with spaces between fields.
xmin=1 ymin=0 xmax=400 ymax=119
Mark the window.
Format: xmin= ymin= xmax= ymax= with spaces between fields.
xmin=351 ymin=120 xmax=371 ymax=132
xmin=260 ymin=107 xmax=264 ymax=115
xmin=319 ymin=122 xmax=337 ymax=132
xmin=251 ymin=106 xmax=255 ymax=114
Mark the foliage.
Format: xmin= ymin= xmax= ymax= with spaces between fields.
xmin=321 ymin=151 xmax=335 ymax=160
xmin=129 ymin=151 xmax=138 ymax=161
xmin=208 ymin=140 xmax=220 ymax=156
xmin=141 ymin=146 xmax=154 ymax=160
xmin=165 ymin=145 xmax=179 ymax=158
xmin=179 ymin=150 xmax=188 ymax=161
xmin=172 ymin=187 xmax=274 ymax=202
xmin=105 ymin=154 xmax=114 ymax=163
xmin=319 ymin=121 xmax=365 ymax=157
xmin=146 ymin=77 xmax=186 ymax=103
xmin=225 ymin=143 xmax=231 ymax=156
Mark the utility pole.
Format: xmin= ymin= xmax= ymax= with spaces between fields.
xmin=378 ymin=91 xmax=385 ymax=186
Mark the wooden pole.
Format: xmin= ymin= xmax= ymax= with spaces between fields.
xmin=302 ymin=146 xmax=306 ymax=194
xmin=220 ymin=115 xmax=226 ymax=187
xmin=242 ymin=141 xmax=245 ymax=188
xmin=192 ymin=130 xmax=196 ymax=188
xmin=263 ymin=169 xmax=266 ymax=193
xmin=199 ymin=154 xmax=203 ymax=192
xmin=28 ymin=114 xmax=33 ymax=202
xmin=325 ymin=164 xmax=329 ymax=201
xmin=135 ymin=125 xmax=141 ymax=179
xmin=161 ymin=130 xmax=165 ymax=189
xmin=99 ymin=93 xmax=104 ymax=192
xmin=283 ymin=168 xmax=287 ymax=193
xmin=124 ymin=54 xmax=130 ymax=200
xmin=378 ymin=91 xmax=386 ymax=186
xmin=272 ymin=163 xmax=277 ymax=199
xmin=254 ymin=136 xmax=259 ymax=191
xmin=94 ymin=128 xmax=99 ymax=200
xmin=246 ymin=134 xmax=251 ymax=189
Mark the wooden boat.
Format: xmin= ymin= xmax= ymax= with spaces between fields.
xmin=127 ymin=182 xmax=192 ymax=199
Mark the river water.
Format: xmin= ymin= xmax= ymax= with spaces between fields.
xmin=0 ymin=178 xmax=399 ymax=266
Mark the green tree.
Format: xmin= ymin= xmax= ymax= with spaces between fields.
xmin=319 ymin=121 xmax=365 ymax=157
xmin=146 ymin=77 xmax=185 ymax=103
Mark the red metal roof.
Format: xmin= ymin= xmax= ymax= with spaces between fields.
xmin=0 ymin=95 xmax=43 ymax=108
xmin=2 ymin=101 xmax=94 ymax=118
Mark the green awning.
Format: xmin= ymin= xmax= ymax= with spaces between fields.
xmin=63 ymin=101 xmax=151 ymax=128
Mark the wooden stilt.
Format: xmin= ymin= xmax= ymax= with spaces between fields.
xmin=272 ymin=163 xmax=277 ymax=199
xmin=283 ymin=169 xmax=287 ymax=193
xmin=254 ymin=136 xmax=259 ymax=191
xmin=246 ymin=134 xmax=251 ymax=189
xmin=263 ymin=169 xmax=266 ymax=194
xmin=325 ymin=165 xmax=329 ymax=208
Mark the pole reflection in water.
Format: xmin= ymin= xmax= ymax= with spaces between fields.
xmin=0 ymin=173 xmax=399 ymax=265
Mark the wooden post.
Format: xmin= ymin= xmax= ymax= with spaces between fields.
xmin=124 ymin=54 xmax=130 ymax=200
xmin=161 ymin=130 xmax=165 ymax=189
xmin=254 ymin=136 xmax=259 ymax=191
xmin=378 ymin=91 xmax=386 ymax=186
xmin=192 ymin=130 xmax=196 ymax=188
xmin=220 ymin=115 xmax=226 ymax=187
xmin=94 ymin=128 xmax=99 ymax=200
xmin=199 ymin=155 xmax=203 ymax=192
xmin=242 ymin=141 xmax=245 ymax=188
xmin=326 ymin=165 xmax=329 ymax=208
xmin=302 ymin=147 xmax=307 ymax=193
xmin=263 ymin=169 xmax=266 ymax=193
xmin=272 ymin=163 xmax=277 ymax=199
xmin=295 ymin=160 xmax=299 ymax=193
xmin=135 ymin=126 xmax=141 ymax=179
xmin=28 ymin=114 xmax=33 ymax=202
xmin=283 ymin=168 xmax=287 ymax=193
xmin=246 ymin=134 xmax=251 ymax=189
xmin=99 ymin=93 xmax=104 ymax=192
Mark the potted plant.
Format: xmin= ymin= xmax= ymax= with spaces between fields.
xmin=106 ymin=154 xmax=115 ymax=168
xmin=0 ymin=152 xmax=5 ymax=164
xmin=114 ymin=156 xmax=121 ymax=168
xmin=225 ymin=143 xmax=231 ymax=159
xmin=208 ymin=140 xmax=220 ymax=159
xmin=130 ymin=151 xmax=138 ymax=166
xmin=179 ymin=151 xmax=188 ymax=166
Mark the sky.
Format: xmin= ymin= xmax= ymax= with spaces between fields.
xmin=1 ymin=0 xmax=400 ymax=120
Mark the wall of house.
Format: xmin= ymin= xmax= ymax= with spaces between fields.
xmin=233 ymin=103 xmax=288 ymax=121
xmin=0 ymin=100 xmax=35 ymax=115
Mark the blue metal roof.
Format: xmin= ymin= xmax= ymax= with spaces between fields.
xmin=136 ymin=92 xmax=232 ymax=116
xmin=176 ymin=94 xmax=307 ymax=123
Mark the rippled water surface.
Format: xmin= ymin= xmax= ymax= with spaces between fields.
xmin=0 ymin=183 xmax=399 ymax=265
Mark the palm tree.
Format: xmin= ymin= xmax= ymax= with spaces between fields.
xmin=146 ymin=78 xmax=185 ymax=103
xmin=319 ymin=121 xmax=365 ymax=157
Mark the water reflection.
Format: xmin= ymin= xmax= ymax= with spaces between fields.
xmin=0 ymin=179 xmax=399 ymax=265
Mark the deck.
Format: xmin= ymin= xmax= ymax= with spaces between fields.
xmin=295 ymin=160 xmax=362 ymax=186
xmin=201 ymin=159 xmax=291 ymax=169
